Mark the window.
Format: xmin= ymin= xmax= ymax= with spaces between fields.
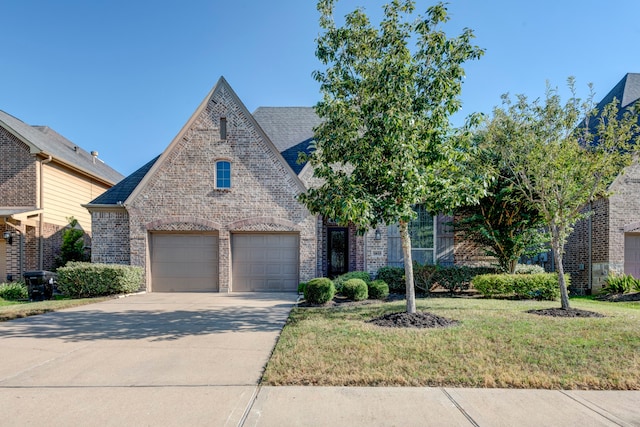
xmin=220 ymin=117 xmax=227 ymax=140
xmin=387 ymin=205 xmax=436 ymax=266
xmin=408 ymin=204 xmax=435 ymax=265
xmin=215 ymin=160 xmax=231 ymax=189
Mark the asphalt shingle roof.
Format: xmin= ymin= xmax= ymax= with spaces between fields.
xmin=88 ymin=155 xmax=160 ymax=205
xmin=0 ymin=110 xmax=124 ymax=184
xmin=253 ymin=107 xmax=320 ymax=173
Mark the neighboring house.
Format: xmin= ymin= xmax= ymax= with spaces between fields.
xmin=564 ymin=73 xmax=640 ymax=294
xmin=0 ymin=110 xmax=124 ymax=282
xmin=87 ymin=77 xmax=457 ymax=292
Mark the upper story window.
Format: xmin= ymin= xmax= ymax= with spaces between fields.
xmin=215 ymin=160 xmax=231 ymax=189
xmin=220 ymin=117 xmax=227 ymax=140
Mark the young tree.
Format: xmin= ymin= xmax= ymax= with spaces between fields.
xmin=300 ymin=0 xmax=486 ymax=313
xmin=56 ymin=217 xmax=88 ymax=268
xmin=485 ymin=79 xmax=638 ymax=309
xmin=455 ymin=144 xmax=548 ymax=274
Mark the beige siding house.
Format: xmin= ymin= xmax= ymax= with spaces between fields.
xmin=0 ymin=111 xmax=123 ymax=281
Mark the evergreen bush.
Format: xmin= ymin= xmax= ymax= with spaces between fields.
xmin=56 ymin=262 xmax=143 ymax=298
xmin=472 ymin=273 xmax=563 ymax=300
xmin=0 ymin=281 xmax=28 ymax=300
xmin=368 ymin=279 xmax=389 ymax=300
xmin=342 ymin=278 xmax=368 ymax=301
xmin=304 ymin=278 xmax=335 ymax=304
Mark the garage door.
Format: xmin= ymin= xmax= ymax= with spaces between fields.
xmin=151 ymin=233 xmax=218 ymax=292
xmin=232 ymin=233 xmax=299 ymax=292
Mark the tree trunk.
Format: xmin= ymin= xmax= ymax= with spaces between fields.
xmin=399 ymin=221 xmax=416 ymax=314
xmin=551 ymin=233 xmax=571 ymax=310
xmin=508 ymin=258 xmax=518 ymax=274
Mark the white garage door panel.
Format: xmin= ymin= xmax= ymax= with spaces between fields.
xmin=232 ymin=233 xmax=299 ymax=292
xmin=151 ymin=234 xmax=218 ymax=292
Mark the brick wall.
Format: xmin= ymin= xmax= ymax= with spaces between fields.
xmin=125 ymin=81 xmax=317 ymax=291
xmin=91 ymin=208 xmax=131 ymax=264
xmin=0 ymin=127 xmax=37 ymax=206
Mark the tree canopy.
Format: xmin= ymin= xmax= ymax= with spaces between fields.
xmin=300 ymin=0 xmax=486 ymax=313
xmin=484 ymin=78 xmax=639 ymax=309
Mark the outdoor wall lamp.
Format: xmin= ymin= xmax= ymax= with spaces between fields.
xmin=374 ymin=229 xmax=381 ymax=241
xmin=3 ymin=231 xmax=12 ymax=245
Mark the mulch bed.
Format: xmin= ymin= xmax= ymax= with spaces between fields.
xmin=596 ymin=292 xmax=640 ymax=302
xmin=367 ymin=311 xmax=459 ymax=328
xmin=527 ymin=308 xmax=605 ymax=318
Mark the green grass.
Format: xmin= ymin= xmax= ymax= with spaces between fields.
xmin=0 ymin=296 xmax=112 ymax=321
xmin=263 ymin=297 xmax=640 ymax=390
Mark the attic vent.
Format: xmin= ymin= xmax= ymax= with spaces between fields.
xmin=220 ymin=117 xmax=227 ymax=140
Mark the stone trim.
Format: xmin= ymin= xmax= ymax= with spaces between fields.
xmin=146 ymin=217 xmax=221 ymax=231
xmin=228 ymin=216 xmax=300 ymax=232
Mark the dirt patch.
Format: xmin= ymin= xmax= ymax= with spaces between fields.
xmin=367 ymin=311 xmax=459 ymax=328
xmin=527 ymin=308 xmax=605 ymax=318
xmin=596 ymin=292 xmax=640 ymax=302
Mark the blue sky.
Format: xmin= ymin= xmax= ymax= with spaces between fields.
xmin=3 ymin=0 xmax=640 ymax=176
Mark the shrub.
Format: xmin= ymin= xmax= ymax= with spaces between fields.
xmin=376 ymin=266 xmax=405 ymax=293
xmin=304 ymin=278 xmax=335 ymax=304
xmin=342 ymin=278 xmax=368 ymax=301
xmin=413 ymin=263 xmax=438 ymax=292
xmin=0 ymin=281 xmax=28 ymax=300
xmin=368 ymin=279 xmax=389 ymax=300
xmin=333 ymin=271 xmax=371 ymax=293
xmin=601 ymin=273 xmax=639 ymax=294
xmin=514 ymin=264 xmax=546 ymax=275
xmin=297 ymin=282 xmax=307 ymax=294
xmin=56 ymin=262 xmax=143 ymax=298
xmin=432 ymin=266 xmax=497 ymax=293
xmin=472 ymin=273 xmax=564 ymax=300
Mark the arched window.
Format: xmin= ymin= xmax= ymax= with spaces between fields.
xmin=215 ymin=160 xmax=231 ymax=189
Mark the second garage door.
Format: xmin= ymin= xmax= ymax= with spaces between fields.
xmin=151 ymin=233 xmax=219 ymax=292
xmin=232 ymin=233 xmax=299 ymax=292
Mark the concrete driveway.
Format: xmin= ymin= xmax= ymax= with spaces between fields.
xmin=0 ymin=292 xmax=298 ymax=426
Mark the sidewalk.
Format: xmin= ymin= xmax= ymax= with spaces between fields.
xmin=243 ymin=386 xmax=640 ymax=427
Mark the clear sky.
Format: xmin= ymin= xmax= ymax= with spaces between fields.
xmin=3 ymin=0 xmax=640 ymax=176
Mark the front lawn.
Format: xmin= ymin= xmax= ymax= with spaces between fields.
xmin=263 ymin=297 xmax=640 ymax=389
xmin=0 ymin=297 xmax=112 ymax=321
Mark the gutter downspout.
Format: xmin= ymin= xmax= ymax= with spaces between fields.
xmin=39 ymin=155 xmax=53 ymax=270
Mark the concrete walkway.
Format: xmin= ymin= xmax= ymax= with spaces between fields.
xmin=1 ymin=293 xmax=638 ymax=426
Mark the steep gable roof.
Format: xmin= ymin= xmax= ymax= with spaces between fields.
xmin=253 ymin=107 xmax=320 ymax=174
xmin=595 ymin=73 xmax=640 ymax=111
xmin=0 ymin=110 xmax=124 ymax=185
xmin=123 ymin=77 xmax=307 ymax=205
xmin=87 ymin=155 xmax=160 ymax=206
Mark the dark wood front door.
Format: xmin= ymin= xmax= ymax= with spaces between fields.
xmin=327 ymin=228 xmax=348 ymax=278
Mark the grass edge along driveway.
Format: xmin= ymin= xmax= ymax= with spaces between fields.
xmin=263 ymin=297 xmax=640 ymax=390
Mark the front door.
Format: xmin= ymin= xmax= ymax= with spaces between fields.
xmin=327 ymin=228 xmax=348 ymax=278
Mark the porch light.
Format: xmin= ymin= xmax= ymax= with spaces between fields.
xmin=374 ymin=229 xmax=381 ymax=240
xmin=3 ymin=231 xmax=12 ymax=245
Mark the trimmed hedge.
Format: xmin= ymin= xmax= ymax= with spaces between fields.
xmin=56 ymin=262 xmax=143 ymax=298
xmin=472 ymin=273 xmax=564 ymax=301
xmin=368 ymin=279 xmax=389 ymax=300
xmin=0 ymin=281 xmax=28 ymax=300
xmin=342 ymin=278 xmax=368 ymax=301
xmin=376 ymin=266 xmax=405 ymax=292
xmin=304 ymin=278 xmax=335 ymax=304
xmin=333 ymin=271 xmax=371 ymax=293
xmin=514 ymin=264 xmax=546 ymax=275
xmin=431 ymin=266 xmax=496 ymax=293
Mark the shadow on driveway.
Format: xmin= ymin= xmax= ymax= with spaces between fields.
xmin=1 ymin=294 xmax=296 ymax=342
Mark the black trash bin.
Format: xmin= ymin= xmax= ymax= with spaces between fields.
xmin=23 ymin=271 xmax=57 ymax=301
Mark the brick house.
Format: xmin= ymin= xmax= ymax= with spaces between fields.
xmin=87 ymin=77 xmax=456 ymax=292
xmin=1 ymin=110 xmax=123 ymax=282
xmin=563 ymin=73 xmax=640 ymax=294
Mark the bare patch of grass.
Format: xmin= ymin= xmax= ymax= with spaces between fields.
xmin=263 ymin=298 xmax=640 ymax=389
xmin=0 ymin=297 xmax=112 ymax=321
